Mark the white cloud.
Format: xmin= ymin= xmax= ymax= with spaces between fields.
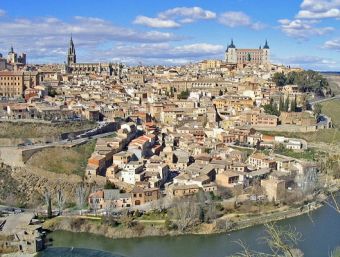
xmin=111 ymin=43 xmax=224 ymax=59
xmin=273 ymin=54 xmax=339 ymax=70
xmin=0 ymin=9 xmax=6 ymax=17
xmin=218 ymin=12 xmax=266 ymax=30
xmin=0 ymin=16 xmax=181 ymax=43
xmin=71 ymin=42 xmax=224 ymax=65
xmin=134 ymin=7 xmax=216 ymax=28
xmin=278 ymin=19 xmax=333 ymax=39
xmin=158 ymin=7 xmax=216 ymax=21
xmin=323 ymin=38 xmax=340 ymax=50
xmin=297 ymin=8 xmax=340 ymax=18
xmin=297 ymin=0 xmax=340 ymax=18
xmin=0 ymin=15 xmax=185 ymax=63
xmin=133 ymin=16 xmax=180 ymax=28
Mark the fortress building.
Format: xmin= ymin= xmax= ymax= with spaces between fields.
xmin=66 ymin=36 xmax=114 ymax=76
xmin=225 ymin=39 xmax=270 ymax=66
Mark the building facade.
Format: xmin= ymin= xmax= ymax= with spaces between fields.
xmin=225 ymin=40 xmax=270 ymax=65
xmin=7 ymin=46 xmax=26 ymax=65
xmin=66 ymin=36 xmax=114 ymax=76
xmin=0 ymin=71 xmax=24 ymax=97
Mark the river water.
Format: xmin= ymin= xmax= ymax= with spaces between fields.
xmin=38 ymin=199 xmax=340 ymax=257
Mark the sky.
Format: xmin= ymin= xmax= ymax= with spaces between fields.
xmin=0 ymin=0 xmax=340 ymax=70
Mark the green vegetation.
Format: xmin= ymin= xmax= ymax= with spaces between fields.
xmin=314 ymin=103 xmax=322 ymax=118
xmin=261 ymin=129 xmax=340 ymax=145
xmin=178 ymin=89 xmax=190 ymax=100
xmin=47 ymin=86 xmax=58 ymax=97
xmin=274 ymin=145 xmax=319 ymax=161
xmin=272 ymin=70 xmax=330 ymax=96
xmin=0 ymin=121 xmax=96 ymax=138
xmin=263 ymin=101 xmax=280 ymax=116
xmin=320 ymin=99 xmax=340 ymax=128
xmin=263 ymin=96 xmax=298 ymax=116
xmin=27 ymin=140 xmax=96 ymax=177
xmin=322 ymin=74 xmax=340 ymax=95
xmin=138 ymin=210 xmax=167 ymax=221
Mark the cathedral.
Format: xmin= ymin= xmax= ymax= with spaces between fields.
xmin=225 ymin=39 xmax=270 ymax=66
xmin=66 ymin=36 xmax=114 ymax=76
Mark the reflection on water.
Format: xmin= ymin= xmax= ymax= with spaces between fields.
xmin=39 ymin=195 xmax=340 ymax=257
xmin=37 ymin=247 xmax=125 ymax=257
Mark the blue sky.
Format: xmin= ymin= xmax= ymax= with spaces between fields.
xmin=0 ymin=0 xmax=340 ymax=70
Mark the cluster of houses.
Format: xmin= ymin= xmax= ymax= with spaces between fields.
xmin=87 ymin=113 xmax=318 ymax=210
xmin=0 ymin=44 xmax=325 ymax=212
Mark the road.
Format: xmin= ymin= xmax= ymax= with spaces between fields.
xmin=0 ymin=129 xmax=116 ymax=166
xmin=309 ymin=95 xmax=340 ymax=106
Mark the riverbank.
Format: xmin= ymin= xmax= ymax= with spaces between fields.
xmin=2 ymin=253 xmax=36 ymax=257
xmin=42 ymin=197 xmax=327 ymax=240
xmin=40 ymin=197 xmax=340 ymax=257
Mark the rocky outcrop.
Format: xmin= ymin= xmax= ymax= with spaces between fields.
xmin=0 ymin=162 xmax=83 ymax=207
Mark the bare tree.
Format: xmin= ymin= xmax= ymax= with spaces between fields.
xmin=44 ymin=188 xmax=52 ymax=218
xmin=104 ymin=200 xmax=115 ymax=217
xmin=92 ymin=195 xmax=99 ymax=216
xmin=231 ymin=222 xmax=303 ymax=257
xmin=262 ymin=223 xmax=302 ymax=257
xmin=169 ymin=196 xmax=199 ymax=231
xmin=56 ymin=186 xmax=65 ymax=215
xmin=75 ymin=183 xmax=86 ymax=215
xmin=330 ymin=247 xmax=340 ymax=257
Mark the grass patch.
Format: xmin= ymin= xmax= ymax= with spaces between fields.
xmin=230 ymin=146 xmax=255 ymax=156
xmin=138 ymin=210 xmax=167 ymax=221
xmin=27 ymin=140 xmax=96 ymax=177
xmin=261 ymin=129 xmax=340 ymax=144
xmin=0 ymin=121 xmax=96 ymax=138
xmin=320 ymin=99 xmax=340 ymax=128
xmin=323 ymin=74 xmax=340 ymax=95
xmin=274 ymin=147 xmax=319 ymax=161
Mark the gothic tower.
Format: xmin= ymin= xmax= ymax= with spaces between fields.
xmin=262 ymin=39 xmax=270 ymax=64
xmin=225 ymin=39 xmax=237 ymax=64
xmin=67 ymin=36 xmax=76 ymax=65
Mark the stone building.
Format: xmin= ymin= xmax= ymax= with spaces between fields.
xmin=225 ymin=39 xmax=270 ymax=66
xmin=7 ymin=46 xmax=26 ymax=65
xmin=66 ymin=36 xmax=114 ymax=76
xmin=0 ymin=71 xmax=24 ymax=97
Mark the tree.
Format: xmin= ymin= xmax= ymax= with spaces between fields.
xmin=331 ymin=247 xmax=340 ymax=257
xmin=44 ymin=188 xmax=52 ymax=219
xmin=47 ymin=86 xmax=58 ymax=97
xmin=178 ymin=89 xmax=190 ymax=100
xmin=301 ymin=95 xmax=308 ymax=111
xmin=263 ymin=102 xmax=280 ymax=116
xmin=104 ymin=181 xmax=116 ymax=189
xmin=232 ymin=222 xmax=303 ymax=257
xmin=279 ymin=96 xmax=284 ymax=112
xmin=284 ymin=96 xmax=290 ymax=112
xmin=272 ymin=72 xmax=287 ymax=87
xmin=290 ymin=95 xmax=297 ymax=112
xmin=75 ymin=183 xmax=86 ymax=215
xmin=169 ymin=197 xmax=199 ymax=231
xmin=56 ymin=186 xmax=65 ymax=215
xmin=313 ymin=103 xmax=322 ymax=118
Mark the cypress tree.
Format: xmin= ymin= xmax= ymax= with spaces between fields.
xmin=290 ymin=95 xmax=297 ymax=112
xmin=284 ymin=96 xmax=290 ymax=112
xmin=279 ymin=96 xmax=284 ymax=111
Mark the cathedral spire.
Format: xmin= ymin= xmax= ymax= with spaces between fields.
xmin=67 ymin=35 xmax=76 ymax=65
xmin=263 ymin=39 xmax=269 ymax=49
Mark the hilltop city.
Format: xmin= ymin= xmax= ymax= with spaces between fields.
xmin=0 ymin=37 xmax=339 ymax=255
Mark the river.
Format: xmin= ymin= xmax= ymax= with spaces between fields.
xmin=38 ymin=198 xmax=340 ymax=257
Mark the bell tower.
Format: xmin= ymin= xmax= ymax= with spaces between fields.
xmin=67 ymin=36 xmax=76 ymax=65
